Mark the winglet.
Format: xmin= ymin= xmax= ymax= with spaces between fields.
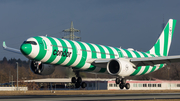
xmin=2 ymin=41 xmax=22 ymax=54
xmin=3 ymin=41 xmax=7 ymax=48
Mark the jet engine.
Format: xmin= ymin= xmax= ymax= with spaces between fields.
xmin=107 ymin=59 xmax=134 ymax=77
xmin=30 ymin=61 xmax=55 ymax=75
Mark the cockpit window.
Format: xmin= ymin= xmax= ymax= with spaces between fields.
xmin=23 ymin=41 xmax=37 ymax=45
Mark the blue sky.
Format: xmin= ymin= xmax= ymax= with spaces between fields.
xmin=1 ymin=0 xmax=180 ymax=60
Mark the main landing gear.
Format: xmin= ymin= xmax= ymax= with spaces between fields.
xmin=115 ymin=77 xmax=130 ymax=90
xmin=71 ymin=72 xmax=87 ymax=88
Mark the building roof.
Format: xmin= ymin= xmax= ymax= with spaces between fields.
xmin=24 ymin=78 xmax=114 ymax=83
xmin=24 ymin=78 xmax=180 ymax=84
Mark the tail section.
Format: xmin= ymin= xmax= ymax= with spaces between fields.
xmin=146 ymin=19 xmax=177 ymax=56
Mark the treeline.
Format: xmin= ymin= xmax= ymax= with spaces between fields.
xmin=0 ymin=57 xmax=66 ymax=83
xmin=0 ymin=57 xmax=180 ymax=83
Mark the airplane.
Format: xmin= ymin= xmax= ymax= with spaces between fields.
xmin=3 ymin=19 xmax=180 ymax=89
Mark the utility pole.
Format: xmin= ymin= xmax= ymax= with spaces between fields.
xmin=9 ymin=71 xmax=11 ymax=83
xmin=62 ymin=22 xmax=81 ymax=78
xmin=12 ymin=75 xmax=13 ymax=87
xmin=16 ymin=62 xmax=18 ymax=91
xmin=62 ymin=21 xmax=81 ymax=41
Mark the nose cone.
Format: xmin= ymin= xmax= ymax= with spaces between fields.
xmin=20 ymin=44 xmax=32 ymax=55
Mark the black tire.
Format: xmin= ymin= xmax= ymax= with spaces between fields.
xmin=119 ymin=83 xmax=124 ymax=89
xmin=77 ymin=77 xmax=82 ymax=83
xmin=115 ymin=78 xmax=120 ymax=84
xmin=71 ymin=77 xmax=76 ymax=83
xmin=125 ymin=83 xmax=130 ymax=89
xmin=81 ymin=82 xmax=87 ymax=88
xmin=75 ymin=83 xmax=81 ymax=88
xmin=121 ymin=78 xmax=126 ymax=84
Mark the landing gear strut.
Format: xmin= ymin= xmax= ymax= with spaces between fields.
xmin=71 ymin=71 xmax=87 ymax=88
xmin=116 ymin=77 xmax=130 ymax=90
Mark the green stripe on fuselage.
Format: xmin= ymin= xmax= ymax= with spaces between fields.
xmin=130 ymin=67 xmax=141 ymax=76
xmin=123 ymin=49 xmax=133 ymax=58
xmin=86 ymin=43 xmax=97 ymax=58
xmin=130 ymin=52 xmax=149 ymax=76
xmin=104 ymin=46 xmax=115 ymax=58
xmin=65 ymin=40 xmax=78 ymax=66
xmin=140 ymin=66 xmax=150 ymax=75
xmin=150 ymin=66 xmax=157 ymax=73
xmin=34 ymin=37 xmax=47 ymax=61
xmin=132 ymin=51 xmax=141 ymax=58
xmin=74 ymin=41 xmax=87 ymax=69
xmin=96 ymin=44 xmax=106 ymax=59
xmin=114 ymin=48 xmax=124 ymax=58
xmin=57 ymin=39 xmax=68 ymax=65
xmin=139 ymin=52 xmax=150 ymax=75
xmin=86 ymin=65 xmax=96 ymax=71
xmin=45 ymin=37 xmax=58 ymax=63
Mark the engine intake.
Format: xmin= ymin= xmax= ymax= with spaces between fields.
xmin=30 ymin=61 xmax=55 ymax=75
xmin=107 ymin=59 xmax=134 ymax=77
xmin=108 ymin=60 xmax=120 ymax=74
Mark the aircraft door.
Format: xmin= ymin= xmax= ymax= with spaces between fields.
xmin=42 ymin=39 xmax=48 ymax=51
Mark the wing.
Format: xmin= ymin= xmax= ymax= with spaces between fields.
xmin=87 ymin=59 xmax=111 ymax=68
xmin=130 ymin=55 xmax=180 ymax=67
xmin=87 ymin=55 xmax=180 ymax=68
xmin=3 ymin=41 xmax=22 ymax=54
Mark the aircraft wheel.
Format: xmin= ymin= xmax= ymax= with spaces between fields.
xmin=81 ymin=82 xmax=87 ymax=88
xmin=71 ymin=77 xmax=76 ymax=83
xmin=121 ymin=78 xmax=126 ymax=84
xmin=119 ymin=83 xmax=124 ymax=89
xmin=77 ymin=77 xmax=82 ymax=83
xmin=115 ymin=77 xmax=120 ymax=84
xmin=125 ymin=83 xmax=130 ymax=89
xmin=75 ymin=83 xmax=81 ymax=88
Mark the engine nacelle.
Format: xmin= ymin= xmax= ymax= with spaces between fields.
xmin=30 ymin=61 xmax=55 ymax=75
xmin=107 ymin=59 xmax=134 ymax=77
